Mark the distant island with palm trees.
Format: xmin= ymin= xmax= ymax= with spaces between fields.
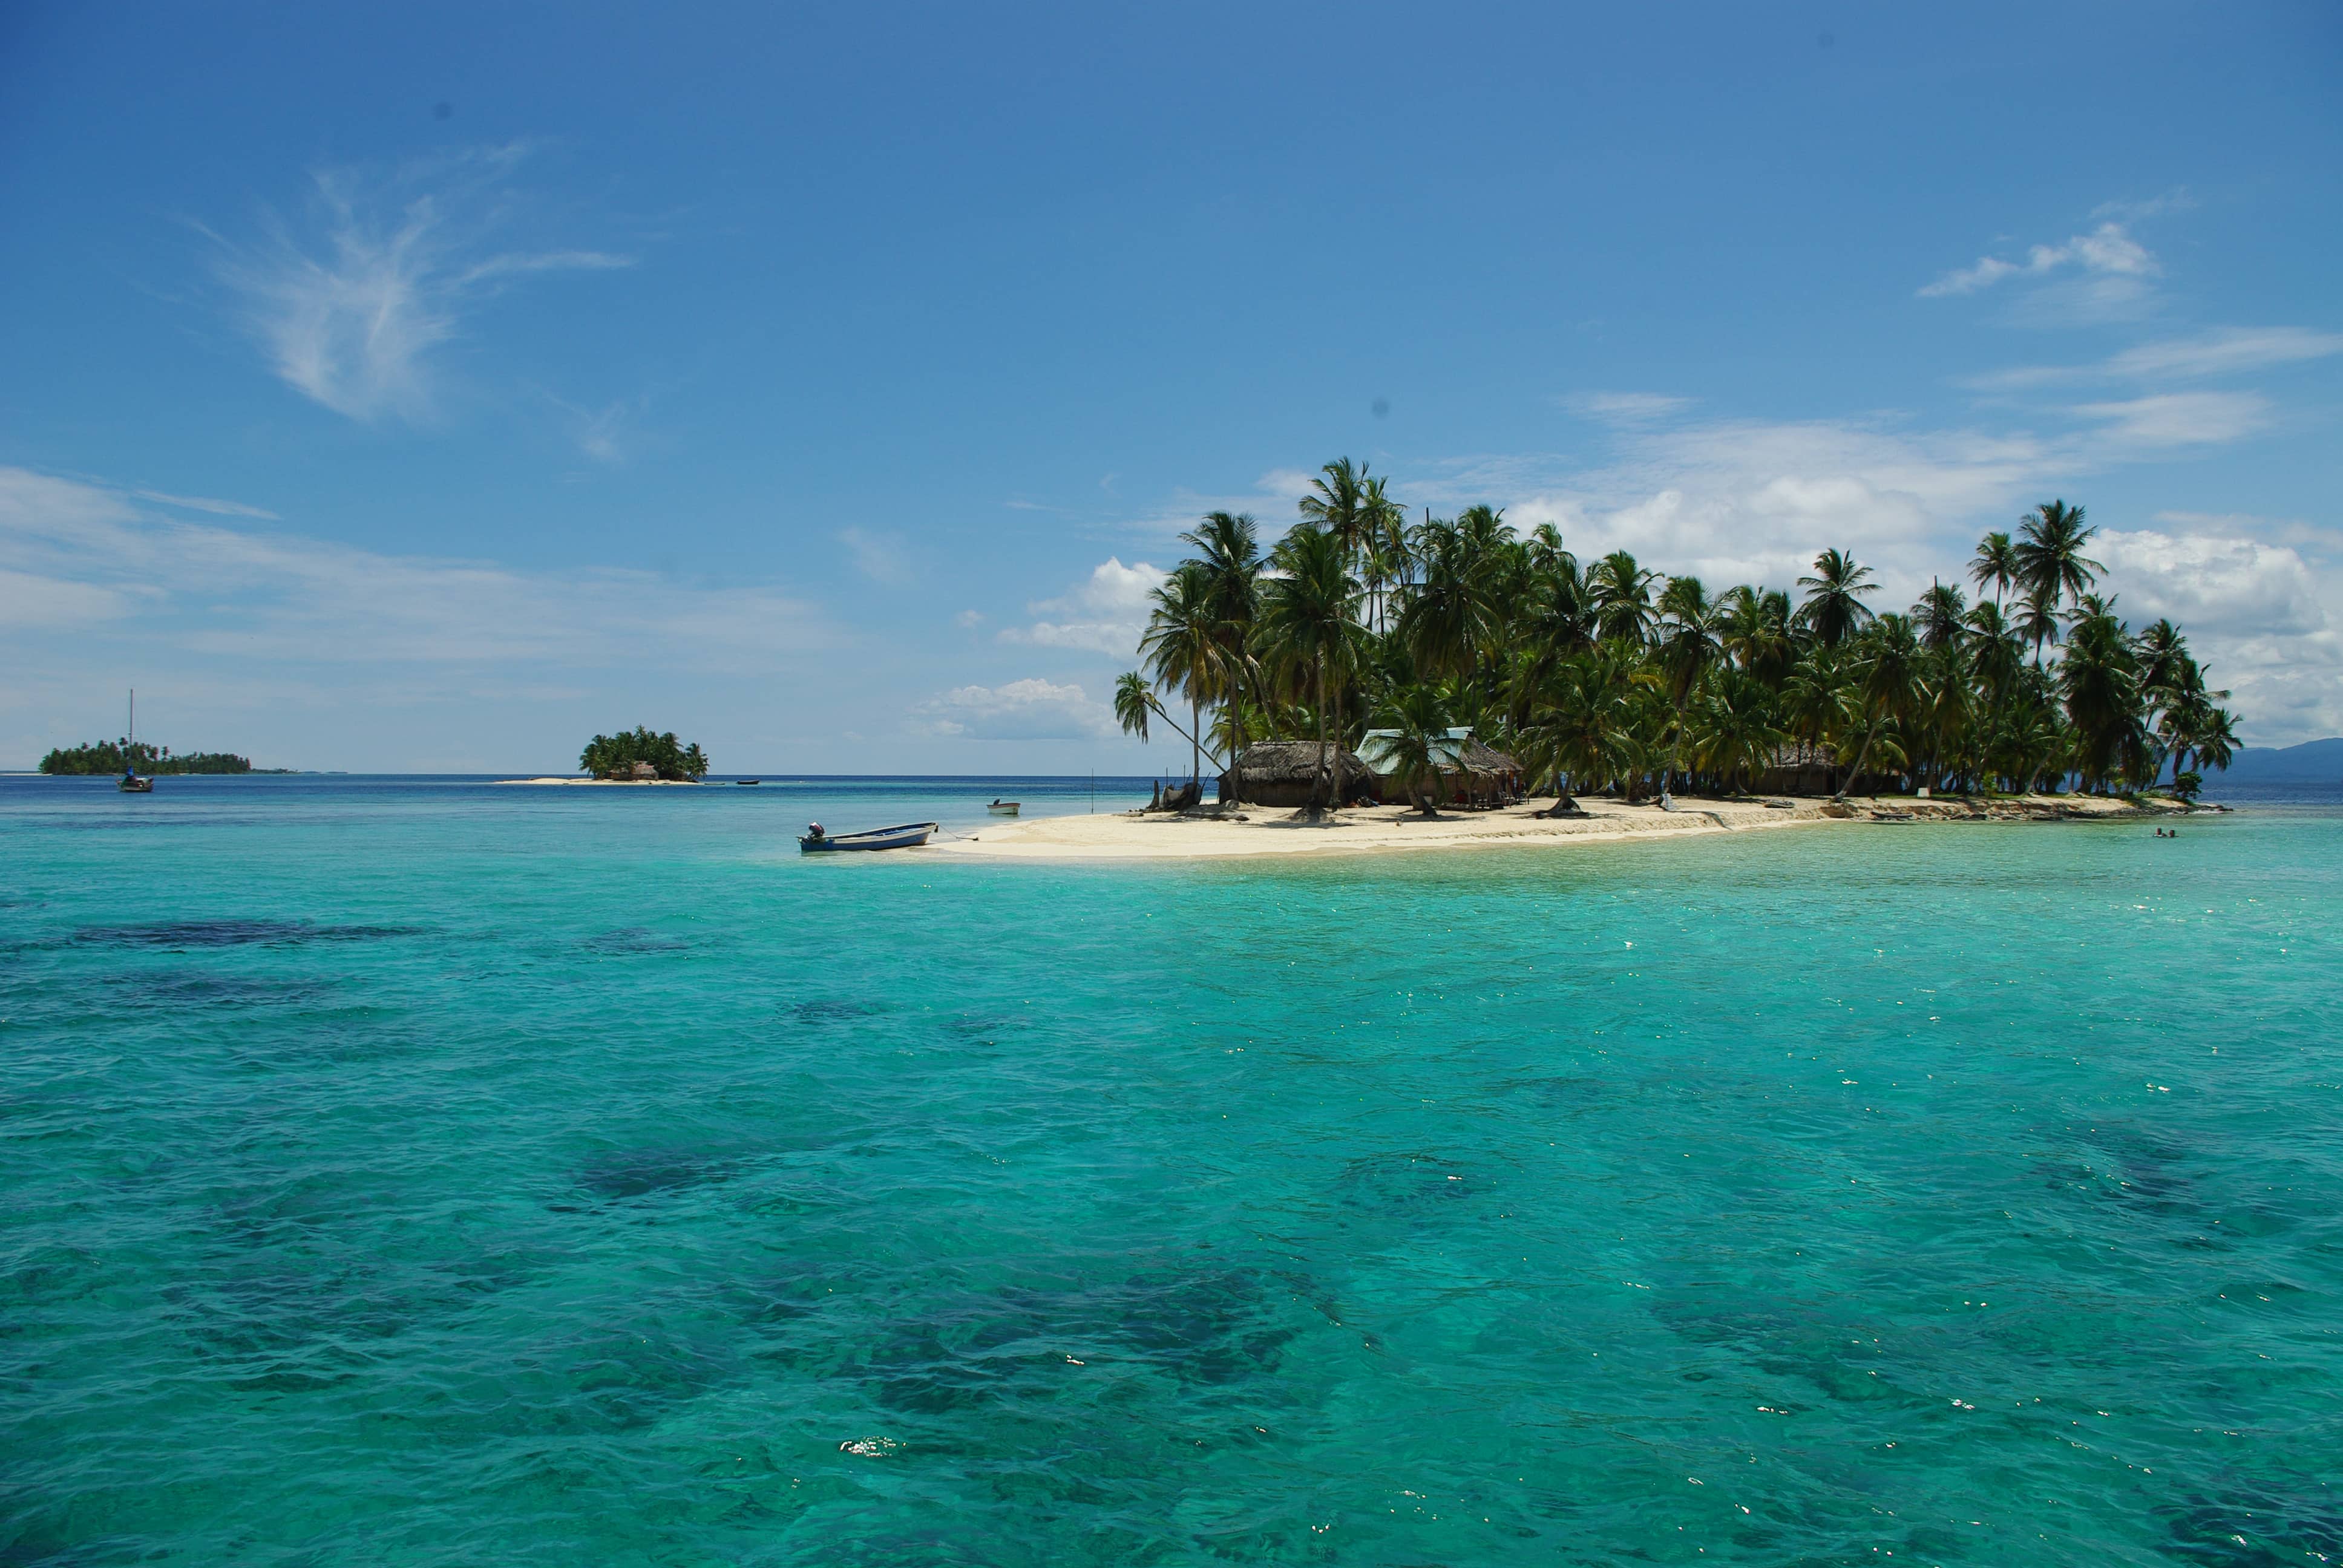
xmin=41 ymin=740 xmax=273 ymax=776
xmin=499 ymin=727 xmax=712 ymax=785
xmin=1107 ymin=457 xmax=2235 ymax=813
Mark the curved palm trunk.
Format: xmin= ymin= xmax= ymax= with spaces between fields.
xmin=1838 ymin=719 xmax=1881 ymax=802
xmin=1660 ymin=694 xmax=1692 ymax=806
xmin=1312 ymin=658 xmax=1330 ymax=813
xmin=1190 ymin=692 xmax=1201 ymax=788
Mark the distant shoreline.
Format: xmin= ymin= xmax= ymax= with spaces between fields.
xmin=932 ymin=792 xmax=2202 ymax=862
xmin=494 ymin=777 xmax=706 ymax=786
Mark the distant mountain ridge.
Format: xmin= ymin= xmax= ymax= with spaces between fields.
xmin=2220 ymin=737 xmax=2343 ymax=783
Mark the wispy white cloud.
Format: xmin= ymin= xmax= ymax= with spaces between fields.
xmin=1564 ymin=391 xmax=1694 ymax=423
xmin=2070 ymin=391 xmax=2270 ymax=448
xmin=839 ymin=526 xmax=916 ymax=587
xmin=1919 ymin=221 xmax=2157 ymax=301
xmin=131 ymin=489 xmax=281 ymax=520
xmin=2106 ymin=327 xmax=2343 ymax=381
xmin=2091 ymin=189 xmax=2197 ymax=223
xmin=1001 ymin=557 xmax=1161 ymax=656
xmin=205 ymin=145 xmax=634 ymax=423
xmin=539 ymin=388 xmax=654 ymax=465
xmin=1968 ymin=326 xmax=2343 ymax=391
xmin=0 ymin=467 xmax=831 ymax=670
xmin=914 ymin=677 xmax=1115 ymax=740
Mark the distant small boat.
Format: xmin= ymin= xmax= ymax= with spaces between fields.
xmin=736 ymin=779 xmax=762 ymax=786
xmin=798 ymin=821 xmax=939 ymax=853
xmin=987 ymin=799 xmax=1020 ymax=815
xmin=119 ymin=688 xmax=153 ymax=792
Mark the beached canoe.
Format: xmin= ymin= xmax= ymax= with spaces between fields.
xmin=798 ymin=821 xmax=939 ymax=853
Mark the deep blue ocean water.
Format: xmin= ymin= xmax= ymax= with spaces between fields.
xmin=4 ymin=774 xmax=2339 ymax=1566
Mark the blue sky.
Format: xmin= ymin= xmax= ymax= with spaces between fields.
xmin=4 ymin=2 xmax=2339 ymax=771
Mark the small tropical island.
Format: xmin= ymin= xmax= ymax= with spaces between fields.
xmin=958 ymin=460 xmax=2239 ymax=860
xmin=40 ymin=740 xmax=271 ymax=776
xmin=501 ymin=727 xmax=711 ymax=784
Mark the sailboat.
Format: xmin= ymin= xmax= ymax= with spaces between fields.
xmin=119 ymin=690 xmax=152 ymax=792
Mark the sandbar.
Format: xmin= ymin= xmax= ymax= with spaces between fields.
xmin=932 ymin=792 xmax=2181 ymax=863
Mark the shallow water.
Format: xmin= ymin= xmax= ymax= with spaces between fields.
xmin=4 ymin=776 xmax=2339 ymax=1566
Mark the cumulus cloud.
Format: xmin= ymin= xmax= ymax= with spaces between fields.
xmin=1001 ymin=557 xmax=1162 ymax=656
xmin=916 ymin=677 xmax=1115 ymax=740
xmin=205 ymin=145 xmax=634 ymax=422
xmin=1440 ymin=407 xmax=2341 ymax=740
xmin=2099 ymin=526 xmax=2342 ymax=743
xmin=0 ymin=466 xmax=830 ymax=670
xmin=2099 ymin=529 xmax=2325 ymax=639
xmin=1919 ymin=221 xmax=2157 ymax=299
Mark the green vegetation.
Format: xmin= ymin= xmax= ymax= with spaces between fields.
xmin=41 ymin=741 xmax=253 ymax=775
xmin=580 ymin=727 xmax=709 ymax=780
xmin=1126 ymin=459 xmax=2241 ymax=808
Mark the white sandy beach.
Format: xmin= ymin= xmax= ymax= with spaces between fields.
xmin=929 ymin=792 xmax=2178 ymax=862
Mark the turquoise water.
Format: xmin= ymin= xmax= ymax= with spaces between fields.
xmin=4 ymin=776 xmax=2339 ymax=1566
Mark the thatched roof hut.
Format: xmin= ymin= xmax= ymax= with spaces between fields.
xmin=1460 ymin=739 xmax=1522 ymax=780
xmin=1219 ymin=741 xmax=1371 ymax=807
xmin=1355 ymin=728 xmax=1525 ymax=805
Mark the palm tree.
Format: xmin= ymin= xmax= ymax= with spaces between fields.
xmin=2135 ymin=619 xmax=2191 ymax=698
xmin=2191 ymin=705 xmax=2240 ymax=777
xmin=1795 ymin=548 xmax=1878 ymax=648
xmin=1358 ymin=474 xmax=1409 ymax=633
xmin=1181 ymin=510 xmax=1263 ymax=803
xmin=1837 ymin=614 xmax=1924 ymax=799
xmin=1691 ymin=668 xmax=1788 ymax=795
xmin=1398 ymin=516 xmax=1498 ymax=682
xmin=2056 ymin=598 xmax=2143 ymax=792
xmin=1652 ymin=575 xmax=1720 ymax=804
xmin=1780 ymin=648 xmax=1855 ymax=794
xmin=1139 ymin=563 xmax=1220 ymax=787
xmin=1519 ymin=644 xmax=1640 ymax=798
xmin=1913 ymin=580 xmax=1966 ymax=650
xmin=2015 ymin=500 xmax=2103 ymax=612
xmin=1259 ymin=524 xmax=1364 ymax=812
xmin=2014 ymin=582 xmax=2063 ymax=667
xmin=1116 ymin=667 xmax=1224 ymax=776
xmin=1114 ymin=671 xmax=1153 ymax=745
xmin=1962 ymin=599 xmax=2025 ymax=707
xmin=1719 ymin=585 xmax=1794 ymax=685
xmin=1373 ymin=684 xmax=1457 ymax=814
xmin=1587 ymin=550 xmax=1660 ymax=645
xmin=1970 ymin=530 xmax=2020 ymax=605
xmin=1297 ymin=457 xmax=1372 ymax=567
